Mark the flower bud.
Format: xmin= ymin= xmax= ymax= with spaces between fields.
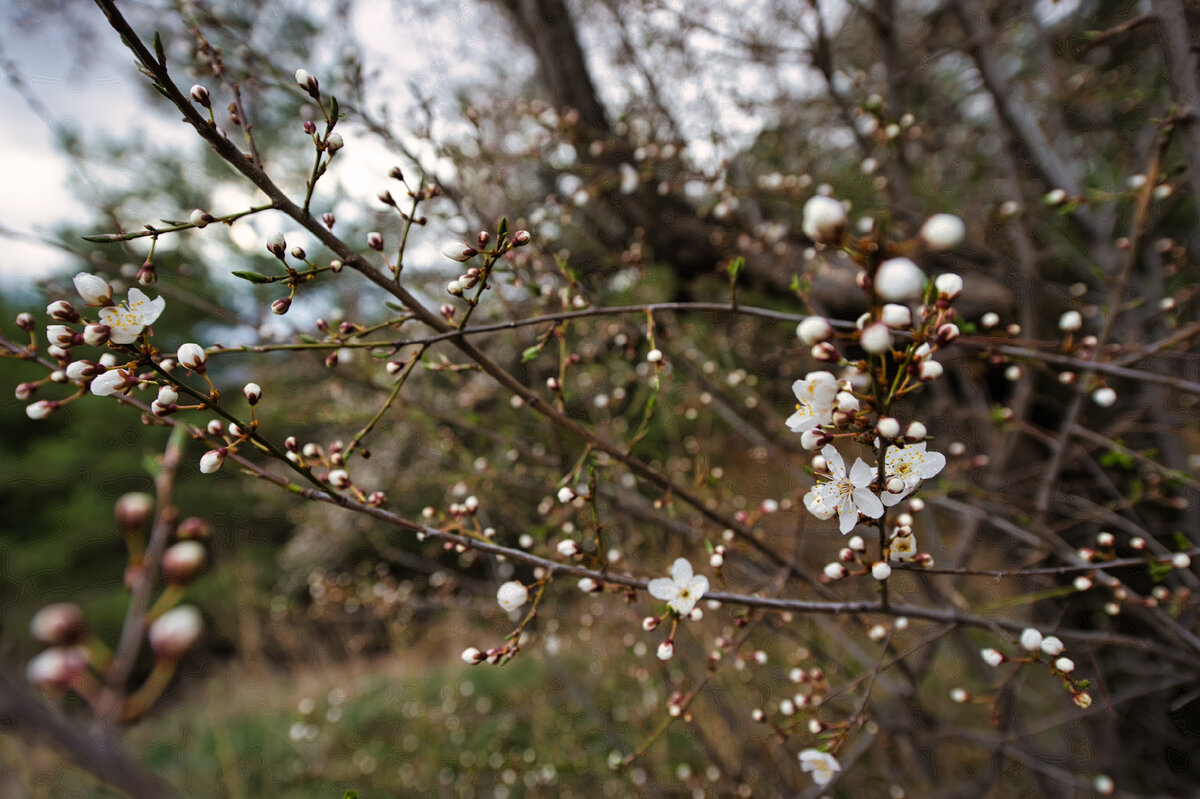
xmin=801 ymin=195 xmax=847 ymax=244
xmin=935 ymin=323 xmax=960 ymax=346
xmin=881 ymin=303 xmax=911 ymax=329
xmin=860 ymin=322 xmax=894 ymax=354
xmin=47 ymin=300 xmax=80 ymax=323
xmin=367 ymin=231 xmax=384 ymax=251
xmin=177 ymin=343 xmax=207 ymax=372
xmin=199 ymin=449 xmax=225 ymax=474
xmin=147 ymin=606 xmax=204 ymax=661
xmin=46 ymin=325 xmax=76 ymax=347
xmin=26 ymin=647 xmax=88 ymax=691
xmin=647 ymin=348 xmax=663 ymax=363
xmin=461 ymin=647 xmax=485 ymax=664
xmin=823 ymin=562 xmax=848 ymax=580
xmin=811 ymin=341 xmax=839 ymax=362
xmin=322 ymin=212 xmax=336 ymax=229
xmin=905 ymin=421 xmax=927 ymax=440
xmin=934 ymin=273 xmax=964 ymax=305
xmin=137 ymin=262 xmax=158 ymax=285
xmin=1091 ymin=387 xmax=1116 ymax=407
xmin=15 ymin=381 xmax=37 ymax=401
xmin=874 ymin=258 xmax=925 ymax=302
xmin=1040 ymin=636 xmax=1064 ymax=656
xmin=82 ymin=323 xmax=111 ymax=347
xmin=161 ymin=541 xmax=207 ymax=585
xmin=328 ymin=469 xmax=350 ymax=489
xmin=30 ymin=603 xmax=88 ymax=645
xmin=325 ymin=132 xmax=344 ymax=152
xmin=981 ymin=647 xmax=1005 ymax=667
xmin=918 ymin=360 xmax=944 ymax=381
xmin=242 ymin=382 xmax=262 ymax=405
xmin=796 ymin=316 xmax=833 ymax=345
xmin=295 ymin=68 xmax=319 ymax=97
xmin=920 ymin=214 xmax=965 ymax=251
xmin=1019 ymin=628 xmax=1043 ymax=651
xmin=512 ymin=229 xmax=532 ymax=246
xmin=1055 ymin=657 xmax=1075 ymax=673
xmin=16 ymin=312 xmax=36 ymax=331
xmin=176 ymin=516 xmax=210 ymax=540
xmin=441 ymin=241 xmax=478 ymax=262
xmin=496 ymin=580 xmax=529 ymax=611
xmin=190 ymin=84 xmax=211 ymax=107
xmin=656 ymin=641 xmax=674 ymax=661
xmin=25 ymin=400 xmax=57 ymax=420
xmin=877 ymin=416 xmax=900 ymax=438
xmin=266 ymin=232 xmax=287 ymax=258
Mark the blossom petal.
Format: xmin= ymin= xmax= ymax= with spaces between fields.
xmin=836 ymin=502 xmax=859 ymax=534
xmin=804 ymin=485 xmax=837 ymax=520
xmin=688 ymin=575 xmax=709 ymax=601
xmin=670 ymin=557 xmax=693 ymax=584
xmin=819 ymin=445 xmax=845 ymax=477
xmin=854 ymin=487 xmax=884 ymax=519
xmin=848 ymin=457 xmax=875 ymax=488
xmin=647 ymin=577 xmax=678 ymax=601
xmin=919 ymin=449 xmax=947 ymax=479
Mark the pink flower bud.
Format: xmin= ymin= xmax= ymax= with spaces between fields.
xmin=16 ymin=312 xmax=35 ymax=331
xmin=147 ymin=606 xmax=204 ymax=661
xmin=137 ymin=262 xmax=157 ymax=285
xmin=367 ymin=231 xmax=384 ymax=251
xmin=26 ymin=647 xmax=88 ymax=691
xmin=512 ymin=229 xmax=532 ymax=246
xmin=114 ymin=492 xmax=154 ymax=534
xmin=30 ymin=603 xmax=88 ymax=645
xmin=162 ymin=541 xmax=207 ymax=585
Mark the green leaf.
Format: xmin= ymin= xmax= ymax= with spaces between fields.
xmin=297 ymin=334 xmax=318 ymax=344
xmin=330 ymin=95 xmax=340 ymax=121
xmin=727 ymin=256 xmax=745 ymax=280
xmin=384 ymin=301 xmax=405 ymax=312
xmin=153 ymin=32 xmax=166 ymax=68
xmin=1148 ymin=561 xmax=1172 ymax=582
xmin=521 ymin=346 xmax=541 ymax=363
xmin=343 ymin=791 xmax=359 ymax=799
xmin=231 ymin=270 xmax=271 ymax=284
xmin=497 ymin=217 xmax=509 ymax=240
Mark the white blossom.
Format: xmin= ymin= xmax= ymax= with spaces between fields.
xmin=496 ymin=580 xmax=529 ymax=612
xmin=934 ymin=272 xmax=964 ymax=300
xmin=881 ymin=303 xmax=912 ymax=329
xmin=871 ymin=561 xmax=892 ymax=580
xmin=1056 ymin=657 xmax=1076 ymax=673
xmin=97 ymin=288 xmax=165 ymax=345
xmin=798 ymin=749 xmax=841 ymax=786
xmin=656 ymin=641 xmax=674 ymax=660
xmin=1058 ymin=310 xmax=1082 ymax=332
xmin=786 ymin=371 xmax=838 ymax=433
xmin=881 ymin=442 xmax=947 ymax=506
xmin=804 ymin=445 xmax=884 ymax=534
xmin=647 ymin=558 xmax=709 ymax=616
